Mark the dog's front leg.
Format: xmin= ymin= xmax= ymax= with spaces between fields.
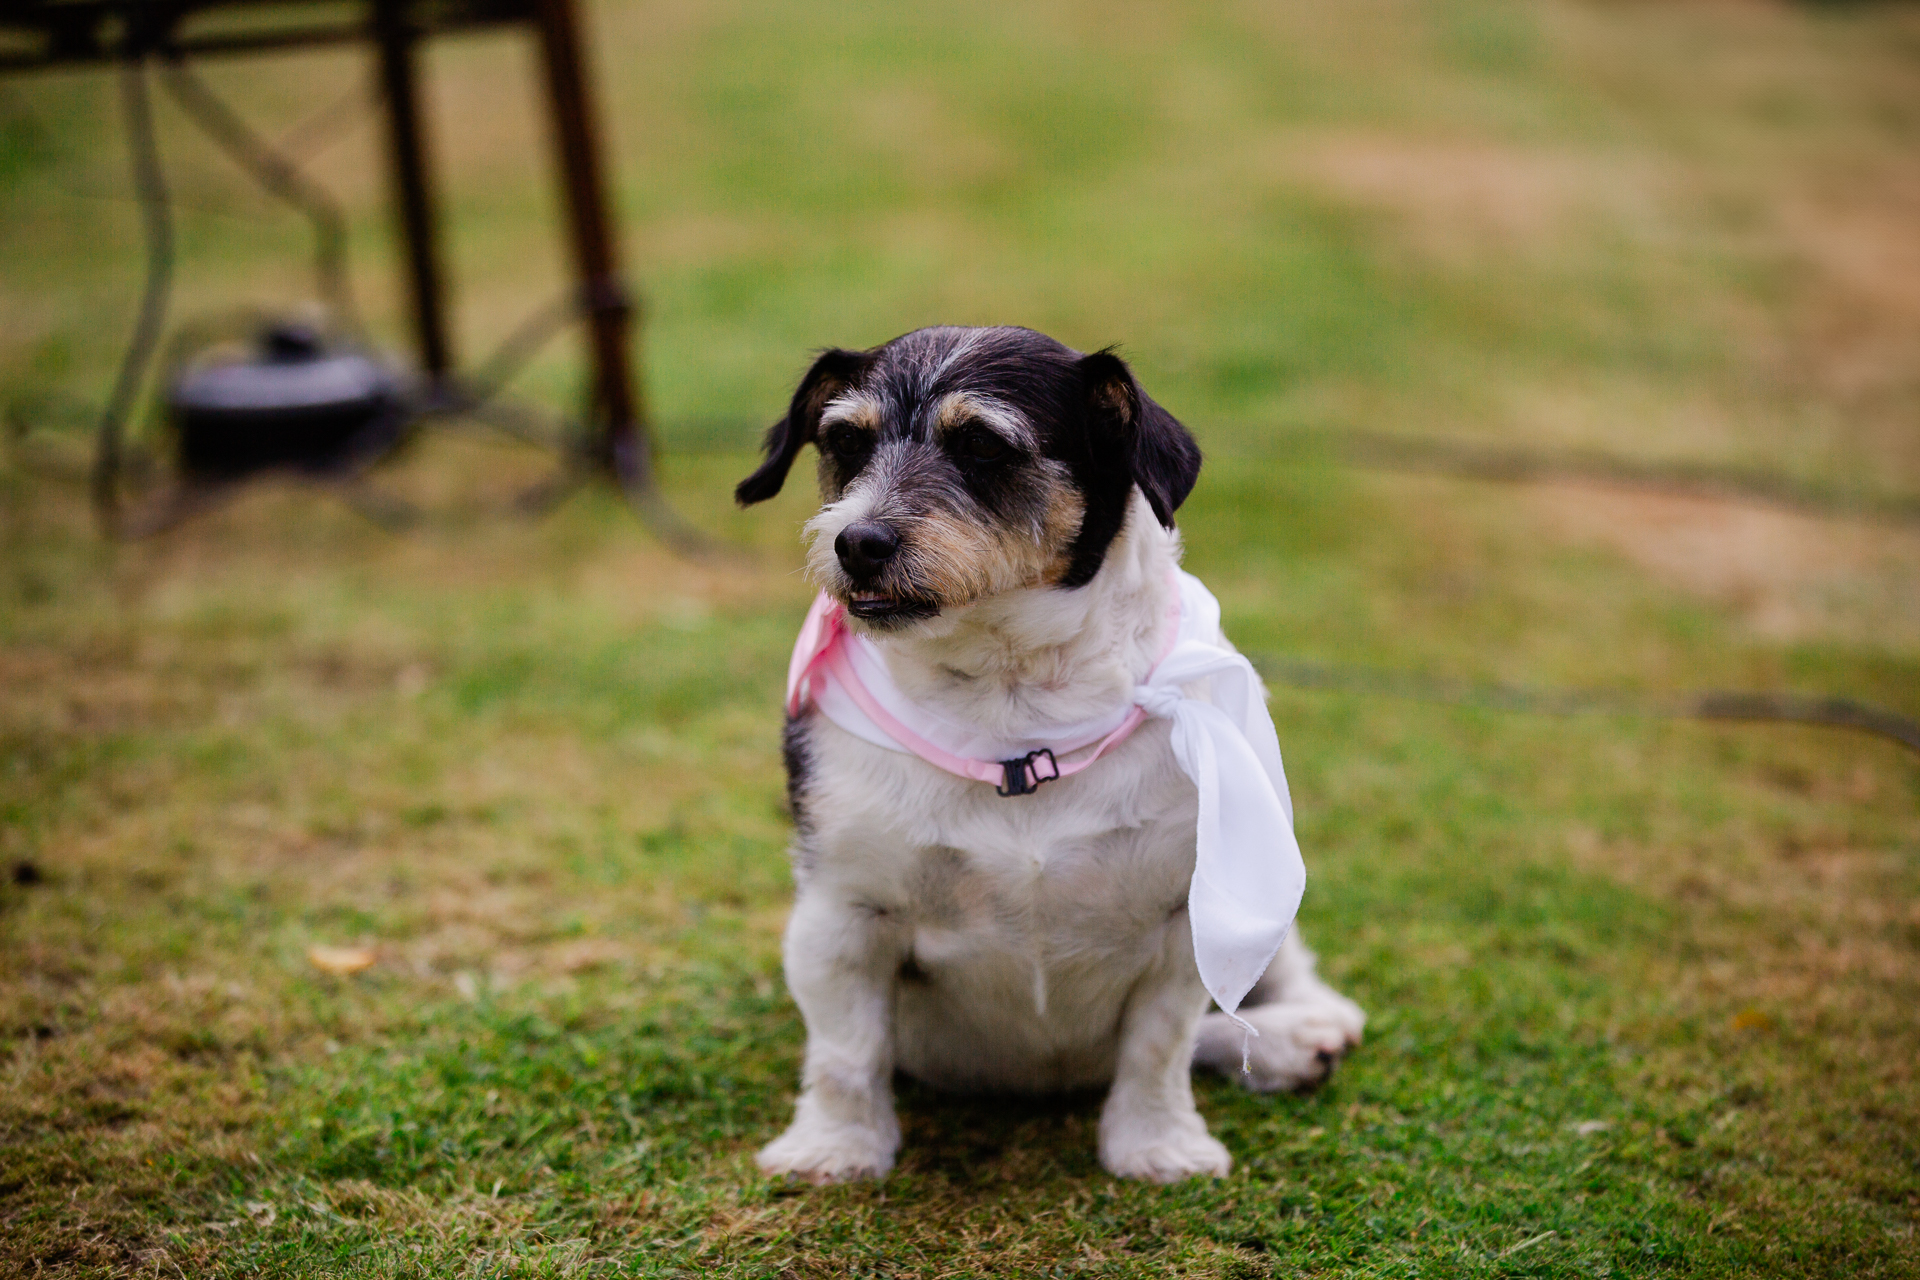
xmin=757 ymin=886 xmax=904 ymax=1183
xmin=1098 ymin=913 xmax=1231 ymax=1182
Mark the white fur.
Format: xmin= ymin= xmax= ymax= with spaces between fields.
xmin=758 ymin=493 xmax=1364 ymax=1184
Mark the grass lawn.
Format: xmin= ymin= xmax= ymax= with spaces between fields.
xmin=3 ymin=0 xmax=1919 ymax=1275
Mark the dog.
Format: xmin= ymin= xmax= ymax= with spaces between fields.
xmin=735 ymin=326 xmax=1365 ymax=1183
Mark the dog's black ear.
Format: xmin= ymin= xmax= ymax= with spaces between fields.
xmin=1078 ymin=350 xmax=1201 ymax=527
xmin=734 ymin=348 xmax=873 ymax=506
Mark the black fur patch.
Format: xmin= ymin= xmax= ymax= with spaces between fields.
xmin=781 ymin=715 xmax=814 ymax=841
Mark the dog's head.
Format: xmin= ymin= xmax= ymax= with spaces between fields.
xmin=735 ymin=326 xmax=1200 ymax=630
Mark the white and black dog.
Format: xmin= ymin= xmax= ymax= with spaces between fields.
xmin=735 ymin=325 xmax=1364 ymax=1184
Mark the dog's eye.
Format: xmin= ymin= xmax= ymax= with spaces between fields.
xmin=823 ymin=425 xmax=870 ymax=460
xmin=958 ymin=426 xmax=1008 ymax=462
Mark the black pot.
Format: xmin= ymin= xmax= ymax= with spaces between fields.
xmin=171 ymin=326 xmax=403 ymax=477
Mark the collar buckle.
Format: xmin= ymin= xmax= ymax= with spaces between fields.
xmin=996 ymin=748 xmax=1060 ymax=797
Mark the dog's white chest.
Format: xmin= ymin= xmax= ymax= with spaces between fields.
xmin=799 ymin=716 xmax=1199 ymax=1091
xmin=900 ymin=805 xmax=1180 ymax=960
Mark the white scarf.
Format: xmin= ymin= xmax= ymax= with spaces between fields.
xmin=785 ymin=570 xmax=1307 ymax=1031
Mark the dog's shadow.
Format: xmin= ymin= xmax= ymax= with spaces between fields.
xmin=889 ymin=1074 xmax=1108 ymax=1183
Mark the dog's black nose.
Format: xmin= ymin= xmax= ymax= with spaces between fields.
xmin=835 ymin=521 xmax=900 ymax=580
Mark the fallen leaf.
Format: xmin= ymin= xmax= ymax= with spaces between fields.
xmin=554 ymin=938 xmax=628 ymax=974
xmin=307 ymin=944 xmax=376 ymax=976
xmin=1730 ymin=1008 xmax=1772 ymax=1033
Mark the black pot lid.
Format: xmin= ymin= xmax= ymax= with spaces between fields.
xmin=173 ymin=351 xmax=394 ymax=414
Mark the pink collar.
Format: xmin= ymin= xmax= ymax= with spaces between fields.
xmin=786 ymin=579 xmax=1182 ymax=796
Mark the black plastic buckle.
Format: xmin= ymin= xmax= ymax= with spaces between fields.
xmin=996 ymin=748 xmax=1060 ymax=797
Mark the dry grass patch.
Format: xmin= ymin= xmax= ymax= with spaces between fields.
xmin=1524 ymin=483 xmax=1920 ymax=644
xmin=1286 ymin=132 xmax=1673 ymax=266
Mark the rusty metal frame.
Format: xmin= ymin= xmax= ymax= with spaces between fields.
xmin=0 ymin=0 xmax=663 ymax=523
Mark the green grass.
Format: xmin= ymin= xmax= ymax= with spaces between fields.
xmin=3 ymin=0 xmax=1920 ymax=1275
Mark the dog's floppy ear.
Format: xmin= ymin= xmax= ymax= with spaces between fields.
xmin=734 ymin=348 xmax=873 ymax=506
xmin=1078 ymin=350 xmax=1202 ymax=527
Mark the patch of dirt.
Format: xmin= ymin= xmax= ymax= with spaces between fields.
xmin=0 ymin=643 xmax=206 ymax=737
xmin=1281 ymin=132 xmax=1668 ymax=263
xmin=1774 ymin=168 xmax=1920 ymax=405
xmin=1524 ymin=482 xmax=1920 ymax=643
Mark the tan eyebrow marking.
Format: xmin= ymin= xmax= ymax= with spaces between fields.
xmin=820 ymin=391 xmax=882 ymax=430
xmin=934 ymin=391 xmax=1032 ymax=448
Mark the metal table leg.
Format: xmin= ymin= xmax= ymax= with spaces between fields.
xmin=374 ymin=0 xmax=451 ymax=384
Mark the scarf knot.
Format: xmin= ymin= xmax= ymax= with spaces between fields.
xmin=1132 ymin=676 xmax=1185 ymax=718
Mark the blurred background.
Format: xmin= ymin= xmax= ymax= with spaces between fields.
xmin=1 ymin=0 xmax=1917 ymax=1274
xmin=7 ymin=0 xmax=1919 ymax=487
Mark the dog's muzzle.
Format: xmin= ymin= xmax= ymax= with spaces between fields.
xmin=833 ymin=520 xmax=938 ymax=622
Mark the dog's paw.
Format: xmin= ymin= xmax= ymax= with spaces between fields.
xmin=1194 ymin=997 xmax=1365 ymax=1094
xmin=756 ymin=1119 xmax=897 ymax=1184
xmin=1100 ymin=1120 xmax=1232 ymax=1183
xmin=1309 ymin=986 xmax=1368 ymax=1046
xmin=1098 ymin=1113 xmax=1228 ymax=1182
